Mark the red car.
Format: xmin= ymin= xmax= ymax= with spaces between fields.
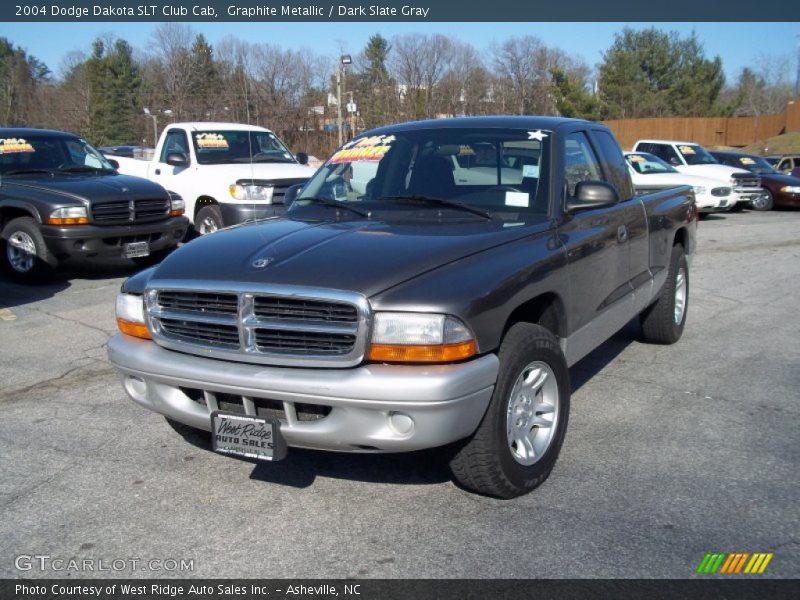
xmin=710 ymin=151 xmax=800 ymax=210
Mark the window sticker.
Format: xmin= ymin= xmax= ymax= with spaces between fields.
xmin=740 ymin=157 xmax=755 ymax=165
xmin=328 ymin=134 xmax=395 ymax=164
xmin=0 ymin=138 xmax=35 ymax=154
xmin=627 ymin=154 xmax=646 ymax=162
xmin=195 ymin=133 xmax=229 ymax=149
xmin=505 ymin=191 xmax=530 ymax=207
xmin=522 ymin=165 xmax=540 ymax=178
xmin=678 ymin=145 xmax=696 ymax=155
xmin=458 ymin=145 xmax=475 ymax=156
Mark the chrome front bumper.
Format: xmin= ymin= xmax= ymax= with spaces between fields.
xmin=107 ymin=334 xmax=498 ymax=453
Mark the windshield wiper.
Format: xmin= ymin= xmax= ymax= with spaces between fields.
xmin=2 ymin=168 xmax=54 ymax=176
xmin=57 ymin=165 xmax=114 ymax=174
xmin=379 ymin=195 xmax=491 ymax=220
xmin=295 ymin=196 xmax=370 ymax=218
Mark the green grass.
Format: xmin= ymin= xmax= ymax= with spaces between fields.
xmin=741 ymin=132 xmax=800 ymax=156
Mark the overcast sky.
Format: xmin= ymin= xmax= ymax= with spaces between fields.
xmin=1 ymin=21 xmax=797 ymax=84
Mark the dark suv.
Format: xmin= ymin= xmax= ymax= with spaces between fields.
xmin=0 ymin=129 xmax=188 ymax=282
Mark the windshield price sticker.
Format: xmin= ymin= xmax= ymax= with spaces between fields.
xmin=0 ymin=138 xmax=35 ymax=154
xmin=740 ymin=157 xmax=755 ymax=165
xmin=328 ymin=134 xmax=395 ymax=164
xmin=195 ymin=133 xmax=229 ymax=149
xmin=678 ymin=145 xmax=696 ymax=155
xmin=628 ymin=154 xmax=646 ymax=162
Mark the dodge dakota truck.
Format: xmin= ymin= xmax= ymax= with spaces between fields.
xmin=113 ymin=123 xmax=315 ymax=234
xmin=0 ymin=128 xmax=188 ymax=283
xmin=108 ymin=117 xmax=696 ymax=498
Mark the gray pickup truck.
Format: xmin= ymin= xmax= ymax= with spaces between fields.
xmin=0 ymin=128 xmax=188 ymax=283
xmin=108 ymin=117 xmax=696 ymax=498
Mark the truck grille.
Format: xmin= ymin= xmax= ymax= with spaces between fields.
xmin=145 ymin=284 xmax=368 ymax=367
xmin=92 ymin=198 xmax=169 ymax=224
xmin=730 ymin=173 xmax=760 ymax=189
xmin=244 ymin=178 xmax=308 ymax=205
xmin=711 ymin=187 xmax=731 ymax=197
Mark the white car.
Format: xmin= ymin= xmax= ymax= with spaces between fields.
xmin=113 ymin=122 xmax=316 ymax=234
xmin=632 ymin=139 xmax=765 ymax=210
xmin=624 ymin=152 xmax=734 ymax=212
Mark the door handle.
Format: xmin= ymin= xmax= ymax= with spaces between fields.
xmin=617 ymin=224 xmax=628 ymax=243
xmin=154 ymin=168 xmax=161 ymax=175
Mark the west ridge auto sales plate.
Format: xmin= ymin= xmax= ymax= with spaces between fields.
xmin=211 ymin=411 xmax=287 ymax=461
xmin=123 ymin=241 xmax=149 ymax=258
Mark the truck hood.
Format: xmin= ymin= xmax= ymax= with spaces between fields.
xmin=675 ymin=164 xmax=749 ymax=181
xmin=151 ymin=216 xmax=549 ymax=298
xmin=760 ymin=172 xmax=800 ymax=187
xmin=197 ymin=162 xmax=316 ymax=181
xmin=3 ymin=172 xmax=167 ymax=204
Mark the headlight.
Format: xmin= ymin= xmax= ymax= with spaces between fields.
xmin=229 ymin=183 xmax=274 ymax=203
xmin=115 ymin=293 xmax=151 ymax=339
xmin=780 ymin=186 xmax=800 ymax=194
xmin=169 ymin=192 xmax=185 ymax=216
xmin=367 ymin=312 xmax=476 ymax=363
xmin=47 ymin=206 xmax=88 ymax=225
xmin=692 ymin=186 xmax=707 ymax=195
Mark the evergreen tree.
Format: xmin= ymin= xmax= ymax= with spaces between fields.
xmin=86 ymin=38 xmax=141 ymax=145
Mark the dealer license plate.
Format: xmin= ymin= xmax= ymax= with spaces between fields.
xmin=211 ymin=411 xmax=287 ymax=461
xmin=123 ymin=241 xmax=150 ymax=258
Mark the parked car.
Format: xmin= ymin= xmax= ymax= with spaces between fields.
xmin=770 ymin=154 xmax=800 ymax=175
xmin=632 ymin=139 xmax=767 ymax=211
xmin=108 ymin=116 xmax=696 ymax=498
xmin=112 ymin=123 xmax=315 ymax=234
xmin=0 ymin=128 xmax=188 ymax=283
xmin=99 ymin=145 xmax=149 ymax=158
xmin=710 ymin=150 xmax=800 ymax=210
xmin=624 ymin=151 xmax=734 ymax=213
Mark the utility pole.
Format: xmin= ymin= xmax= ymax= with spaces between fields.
xmin=336 ymin=65 xmax=343 ymax=146
xmin=795 ymin=34 xmax=800 ymax=98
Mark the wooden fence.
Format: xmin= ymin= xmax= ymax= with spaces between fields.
xmin=604 ymin=100 xmax=800 ymax=150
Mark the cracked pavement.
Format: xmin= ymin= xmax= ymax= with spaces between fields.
xmin=1 ymin=211 xmax=798 ymax=579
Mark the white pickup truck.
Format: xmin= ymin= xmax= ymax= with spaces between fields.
xmin=632 ymin=139 xmax=767 ymax=211
xmin=112 ymin=123 xmax=315 ymax=233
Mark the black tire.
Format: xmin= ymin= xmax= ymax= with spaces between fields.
xmin=195 ymin=205 xmax=223 ymax=235
xmin=131 ymin=248 xmax=173 ymax=268
xmin=450 ymin=323 xmax=570 ymax=499
xmin=640 ymin=244 xmax=688 ymax=344
xmin=1 ymin=216 xmax=58 ymax=283
xmin=750 ymin=190 xmax=774 ymax=212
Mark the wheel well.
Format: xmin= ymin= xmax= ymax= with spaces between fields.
xmin=194 ymin=196 xmax=218 ymax=219
xmin=503 ymin=293 xmax=566 ymax=339
xmin=674 ymin=227 xmax=687 ymax=249
xmin=0 ymin=207 xmax=37 ymax=229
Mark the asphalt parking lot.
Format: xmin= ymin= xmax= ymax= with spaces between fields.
xmin=1 ymin=210 xmax=798 ymax=579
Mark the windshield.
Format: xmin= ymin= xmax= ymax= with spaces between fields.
xmin=192 ymin=130 xmax=295 ymax=165
xmin=731 ymin=155 xmax=778 ymax=175
xmin=626 ymin=152 xmax=678 ymax=174
xmin=295 ymin=127 xmax=551 ymax=219
xmin=0 ymin=134 xmax=115 ymax=175
xmin=677 ymin=144 xmax=718 ymax=166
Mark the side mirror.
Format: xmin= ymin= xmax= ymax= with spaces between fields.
xmin=669 ymin=157 xmax=681 ymax=166
xmin=283 ymin=183 xmax=304 ymax=206
xmin=295 ymin=152 xmax=309 ymax=166
xmin=566 ymin=181 xmax=619 ymax=213
xmin=165 ymin=152 xmax=189 ymax=168
xmin=107 ymin=159 xmax=120 ymax=169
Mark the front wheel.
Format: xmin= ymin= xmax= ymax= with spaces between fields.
xmin=449 ymin=323 xmax=570 ymax=498
xmin=1 ymin=217 xmax=58 ymax=283
xmin=640 ymin=244 xmax=688 ymax=344
xmin=195 ymin=205 xmax=223 ymax=235
xmin=750 ymin=190 xmax=774 ymax=211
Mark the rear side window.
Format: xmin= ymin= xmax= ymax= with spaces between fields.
xmin=564 ymin=131 xmax=603 ymax=197
xmin=590 ymin=130 xmax=633 ymax=199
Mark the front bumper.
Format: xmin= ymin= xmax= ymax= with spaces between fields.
xmin=107 ymin=334 xmax=498 ymax=453
xmin=41 ymin=216 xmax=188 ymax=260
xmin=733 ymin=188 xmax=768 ymax=207
xmin=220 ymin=203 xmax=288 ymax=227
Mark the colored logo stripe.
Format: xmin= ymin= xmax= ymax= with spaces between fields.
xmin=697 ymin=552 xmax=773 ymax=574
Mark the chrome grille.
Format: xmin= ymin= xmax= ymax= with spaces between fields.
xmin=145 ymin=283 xmax=369 ymax=367
xmin=92 ymin=198 xmax=170 ymax=224
xmin=730 ymin=173 xmax=760 ymax=189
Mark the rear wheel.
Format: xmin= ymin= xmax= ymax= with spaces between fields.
xmin=1 ymin=217 xmax=58 ymax=283
xmin=750 ymin=190 xmax=774 ymax=211
xmin=450 ymin=323 xmax=570 ymax=498
xmin=640 ymin=244 xmax=688 ymax=344
xmin=195 ymin=205 xmax=223 ymax=235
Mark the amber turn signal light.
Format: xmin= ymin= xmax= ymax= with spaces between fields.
xmin=46 ymin=216 xmax=89 ymax=225
xmin=367 ymin=340 xmax=477 ymax=363
xmin=117 ymin=318 xmax=152 ymax=340
xmin=169 ymin=208 xmax=185 ymax=217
